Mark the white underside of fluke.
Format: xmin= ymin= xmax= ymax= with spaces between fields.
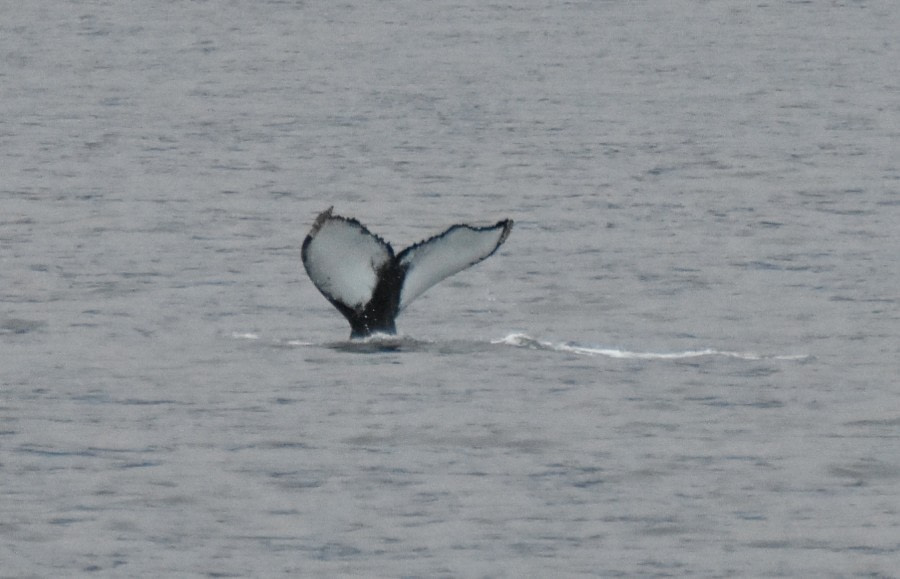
xmin=301 ymin=213 xmax=393 ymax=310
xmin=302 ymin=207 xmax=512 ymax=324
xmin=398 ymin=223 xmax=511 ymax=310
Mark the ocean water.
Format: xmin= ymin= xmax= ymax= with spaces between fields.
xmin=2 ymin=1 xmax=899 ymax=577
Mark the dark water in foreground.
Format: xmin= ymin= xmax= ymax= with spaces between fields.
xmin=3 ymin=1 xmax=899 ymax=577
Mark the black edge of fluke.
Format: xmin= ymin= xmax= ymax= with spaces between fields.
xmin=300 ymin=208 xmax=513 ymax=340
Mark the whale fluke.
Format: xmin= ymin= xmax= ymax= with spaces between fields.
xmin=301 ymin=207 xmax=513 ymax=338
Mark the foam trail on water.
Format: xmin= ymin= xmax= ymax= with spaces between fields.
xmin=230 ymin=332 xmax=313 ymax=347
xmin=231 ymin=332 xmax=260 ymax=340
xmin=493 ymin=333 xmax=808 ymax=361
xmin=230 ymin=331 xmax=807 ymax=360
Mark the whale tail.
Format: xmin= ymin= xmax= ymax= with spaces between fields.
xmin=301 ymin=207 xmax=513 ymax=338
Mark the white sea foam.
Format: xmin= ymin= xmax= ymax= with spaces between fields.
xmin=493 ymin=333 xmax=809 ymax=361
xmin=232 ymin=330 xmax=808 ymax=360
xmin=231 ymin=332 xmax=314 ymax=347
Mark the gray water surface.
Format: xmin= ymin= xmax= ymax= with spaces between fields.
xmin=3 ymin=1 xmax=899 ymax=577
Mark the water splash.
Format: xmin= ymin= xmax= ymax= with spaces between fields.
xmin=493 ymin=333 xmax=809 ymax=361
xmin=230 ymin=330 xmax=809 ymax=360
xmin=231 ymin=332 xmax=260 ymax=340
xmin=230 ymin=332 xmax=313 ymax=347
